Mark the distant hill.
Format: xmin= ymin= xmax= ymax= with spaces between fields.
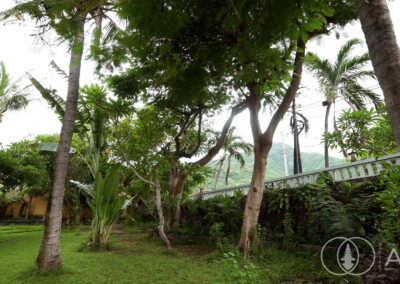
xmin=202 ymin=142 xmax=344 ymax=190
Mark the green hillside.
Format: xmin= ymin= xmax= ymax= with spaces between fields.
xmin=203 ymin=142 xmax=344 ymax=190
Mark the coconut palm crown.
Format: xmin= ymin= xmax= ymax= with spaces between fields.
xmin=213 ymin=126 xmax=252 ymax=190
xmin=306 ymin=38 xmax=381 ymax=166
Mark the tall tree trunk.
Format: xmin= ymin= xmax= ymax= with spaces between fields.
xmin=324 ymin=103 xmax=331 ymax=168
xmin=214 ymin=155 xmax=225 ymax=190
xmin=36 ymin=21 xmax=85 ymax=270
xmin=25 ymin=194 xmax=33 ymax=220
xmin=238 ymin=39 xmax=305 ymax=253
xmin=355 ymin=0 xmax=400 ymax=149
xmin=225 ymin=156 xmax=231 ymax=186
xmin=154 ymin=171 xmax=171 ymax=250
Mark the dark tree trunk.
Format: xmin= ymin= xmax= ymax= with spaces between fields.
xmin=36 ymin=21 xmax=85 ymax=270
xmin=25 ymin=194 xmax=33 ymax=220
xmin=324 ymin=103 xmax=331 ymax=168
xmin=168 ymin=173 xmax=186 ymax=228
xmin=355 ymin=0 xmax=400 ymax=149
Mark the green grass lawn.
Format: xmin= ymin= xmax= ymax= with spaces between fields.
xmin=0 ymin=224 xmax=343 ymax=283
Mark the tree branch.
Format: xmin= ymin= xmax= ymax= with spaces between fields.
xmin=180 ymin=109 xmax=203 ymax=158
xmin=262 ymin=39 xmax=305 ymax=145
xmin=112 ymin=119 xmax=155 ymax=187
xmin=193 ymin=99 xmax=248 ymax=166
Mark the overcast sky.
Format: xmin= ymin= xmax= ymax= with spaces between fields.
xmin=0 ymin=0 xmax=399 ymax=160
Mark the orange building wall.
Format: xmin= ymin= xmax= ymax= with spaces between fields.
xmin=29 ymin=196 xmax=48 ymax=216
xmin=3 ymin=195 xmax=93 ymax=221
xmin=4 ymin=203 xmax=22 ymax=218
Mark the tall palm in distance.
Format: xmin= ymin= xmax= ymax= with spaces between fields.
xmin=0 ymin=62 xmax=30 ymax=122
xmin=306 ymin=39 xmax=381 ymax=167
xmin=213 ymin=127 xmax=252 ymax=190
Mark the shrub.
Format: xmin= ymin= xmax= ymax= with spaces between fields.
xmin=180 ymin=168 xmax=397 ymax=246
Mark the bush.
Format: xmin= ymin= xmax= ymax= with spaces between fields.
xmin=180 ymin=168 xmax=398 ymax=246
xmin=374 ymin=164 xmax=400 ymax=244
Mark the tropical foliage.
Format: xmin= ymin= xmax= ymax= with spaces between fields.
xmin=306 ymin=39 xmax=381 ymax=166
xmin=325 ymin=106 xmax=397 ymax=160
xmin=1 ymin=0 xmax=400 ymax=279
xmin=72 ymin=168 xmax=131 ymax=248
xmin=212 ymin=127 xmax=252 ymax=190
xmin=182 ymin=166 xmax=400 ymax=246
xmin=0 ymin=62 xmax=30 ymax=122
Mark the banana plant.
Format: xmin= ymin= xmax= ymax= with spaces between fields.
xmin=29 ymin=73 xmax=108 ymax=177
xmin=71 ymin=168 xmax=132 ymax=248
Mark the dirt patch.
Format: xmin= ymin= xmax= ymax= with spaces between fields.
xmin=174 ymin=246 xmax=215 ymax=257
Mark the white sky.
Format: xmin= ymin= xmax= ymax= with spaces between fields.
xmin=0 ymin=0 xmax=399 ymax=160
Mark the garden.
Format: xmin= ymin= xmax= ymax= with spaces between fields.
xmin=1 ymin=0 xmax=400 ymax=283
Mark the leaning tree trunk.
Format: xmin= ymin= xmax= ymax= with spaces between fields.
xmin=324 ymin=103 xmax=331 ymax=168
xmin=225 ymin=156 xmax=232 ymax=186
xmin=214 ymin=156 xmax=226 ymax=190
xmin=355 ymin=0 xmax=400 ymax=149
xmin=36 ymin=22 xmax=85 ymax=270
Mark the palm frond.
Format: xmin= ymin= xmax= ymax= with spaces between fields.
xmin=0 ymin=62 xmax=9 ymax=95
xmin=28 ymin=74 xmax=65 ymax=119
xmin=295 ymin=112 xmax=310 ymax=133
xmin=336 ymin=39 xmax=362 ymax=68
xmin=305 ymin=53 xmax=334 ymax=89
xmin=49 ymin=60 xmax=68 ymax=81
xmin=232 ymin=152 xmax=246 ymax=169
xmin=5 ymin=94 xmax=29 ymax=110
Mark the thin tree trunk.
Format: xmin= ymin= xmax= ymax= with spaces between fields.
xmin=225 ymin=156 xmax=231 ymax=186
xmin=324 ymin=103 xmax=331 ymax=168
xmin=355 ymin=0 xmax=400 ymax=149
xmin=214 ymin=156 xmax=225 ymax=191
xmin=333 ymin=102 xmax=349 ymax=159
xmin=36 ymin=20 xmax=85 ymax=270
xmin=25 ymin=194 xmax=33 ymax=220
xmin=154 ymin=171 xmax=171 ymax=250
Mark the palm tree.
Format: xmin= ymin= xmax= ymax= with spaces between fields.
xmin=1 ymin=0 xmax=113 ymax=270
xmin=213 ymin=127 xmax=252 ymax=190
xmin=306 ymin=39 xmax=381 ymax=167
xmin=355 ymin=0 xmax=400 ymax=150
xmin=0 ymin=62 xmax=30 ymax=122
